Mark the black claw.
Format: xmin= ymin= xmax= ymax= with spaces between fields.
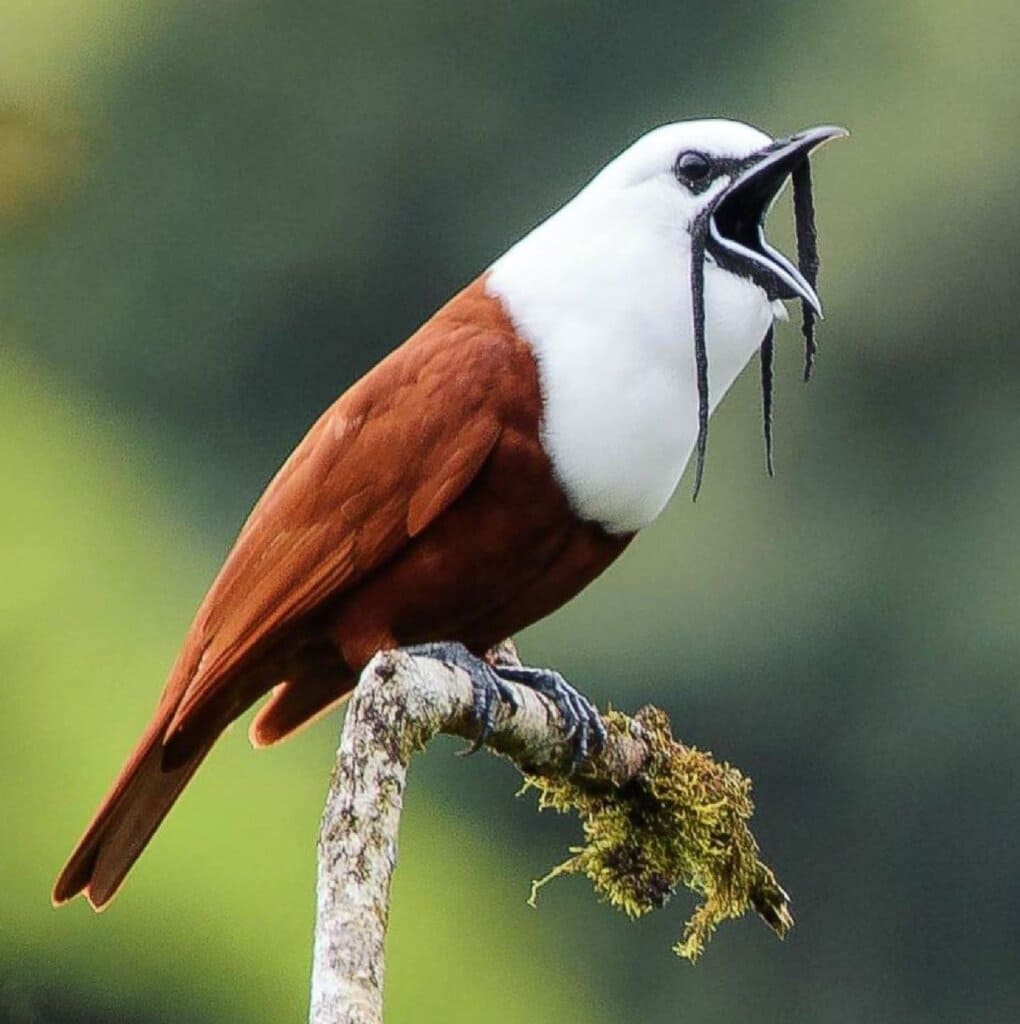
xmin=492 ymin=664 xmax=604 ymax=772
xmin=463 ymin=668 xmax=520 ymax=754
xmin=403 ymin=643 xmax=602 ymax=769
xmin=403 ymin=642 xmax=520 ymax=754
xmin=591 ymin=713 xmax=608 ymax=750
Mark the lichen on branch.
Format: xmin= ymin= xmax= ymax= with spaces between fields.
xmin=310 ymin=646 xmax=793 ymax=1024
xmin=525 ymin=706 xmax=793 ymax=962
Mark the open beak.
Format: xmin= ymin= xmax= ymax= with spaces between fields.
xmin=707 ymin=125 xmax=848 ymax=315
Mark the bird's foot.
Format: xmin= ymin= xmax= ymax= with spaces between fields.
xmin=403 ymin=644 xmax=603 ymax=769
xmin=493 ymin=664 xmax=606 ymax=772
xmin=404 ymin=642 xmax=523 ymax=752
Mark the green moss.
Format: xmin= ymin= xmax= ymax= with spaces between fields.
xmin=526 ymin=707 xmax=793 ymax=962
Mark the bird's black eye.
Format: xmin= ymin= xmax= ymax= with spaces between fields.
xmin=674 ymin=150 xmax=712 ymax=184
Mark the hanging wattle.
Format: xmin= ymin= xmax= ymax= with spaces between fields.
xmin=689 ymin=152 xmax=825 ymax=497
xmin=689 ymin=208 xmax=711 ymax=501
xmin=793 ymin=159 xmax=821 ymax=382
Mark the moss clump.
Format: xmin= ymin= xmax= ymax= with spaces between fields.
xmin=526 ymin=706 xmax=793 ymax=962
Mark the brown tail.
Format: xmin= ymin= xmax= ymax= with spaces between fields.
xmin=52 ymin=711 xmax=220 ymax=910
xmin=53 ymin=657 xmax=357 ymax=909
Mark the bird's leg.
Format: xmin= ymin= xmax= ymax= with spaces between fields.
xmin=404 ymin=643 xmax=604 ymax=771
xmin=403 ymin=642 xmax=522 ymax=753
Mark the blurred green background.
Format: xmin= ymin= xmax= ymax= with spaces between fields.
xmin=3 ymin=1 xmax=1020 ymax=1021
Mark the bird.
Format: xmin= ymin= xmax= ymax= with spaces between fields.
xmin=53 ymin=118 xmax=845 ymax=910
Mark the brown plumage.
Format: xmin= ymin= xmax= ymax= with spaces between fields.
xmin=53 ymin=117 xmax=847 ymax=911
xmin=53 ymin=275 xmax=631 ymax=909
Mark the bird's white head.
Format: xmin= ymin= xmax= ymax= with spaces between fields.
xmin=488 ymin=118 xmax=846 ymax=532
xmin=583 ymin=119 xmax=845 ymax=313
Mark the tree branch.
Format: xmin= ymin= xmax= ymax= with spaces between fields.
xmin=308 ymin=644 xmax=791 ymax=1024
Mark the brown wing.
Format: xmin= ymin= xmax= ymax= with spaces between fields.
xmin=163 ymin=278 xmax=509 ymax=736
xmin=53 ymin=277 xmax=519 ymax=908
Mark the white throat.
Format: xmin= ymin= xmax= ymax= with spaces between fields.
xmin=487 ymin=172 xmax=780 ymax=534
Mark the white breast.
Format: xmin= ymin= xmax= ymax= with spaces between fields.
xmin=487 ymin=178 xmax=776 ymax=534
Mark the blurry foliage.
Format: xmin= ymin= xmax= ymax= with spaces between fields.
xmin=0 ymin=109 xmax=80 ymax=220
xmin=2 ymin=1 xmax=1020 ymax=1023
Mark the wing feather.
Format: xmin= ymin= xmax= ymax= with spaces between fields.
xmin=164 ymin=283 xmax=512 ymax=734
